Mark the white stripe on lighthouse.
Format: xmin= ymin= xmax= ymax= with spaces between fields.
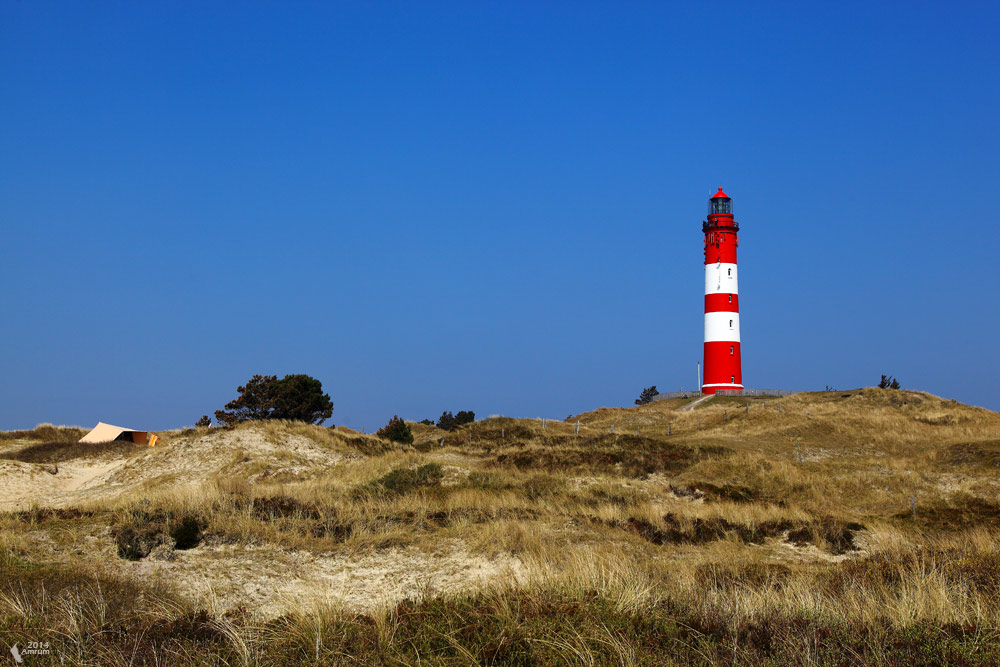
xmin=704 ymin=312 xmax=741 ymax=342
xmin=704 ymin=262 xmax=738 ymax=295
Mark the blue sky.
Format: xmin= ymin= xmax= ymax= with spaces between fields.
xmin=2 ymin=2 xmax=998 ymax=431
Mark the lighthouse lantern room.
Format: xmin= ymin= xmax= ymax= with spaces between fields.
xmin=702 ymin=187 xmax=743 ymax=394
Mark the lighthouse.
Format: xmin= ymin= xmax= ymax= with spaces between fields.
xmin=702 ymin=187 xmax=743 ymax=394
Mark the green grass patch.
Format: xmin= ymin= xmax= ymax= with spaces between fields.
xmin=355 ymin=463 xmax=444 ymax=498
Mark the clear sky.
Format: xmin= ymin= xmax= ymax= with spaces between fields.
xmin=2 ymin=2 xmax=998 ymax=431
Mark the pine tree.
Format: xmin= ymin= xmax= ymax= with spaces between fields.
xmin=214 ymin=374 xmax=333 ymax=425
xmin=635 ymin=386 xmax=660 ymax=405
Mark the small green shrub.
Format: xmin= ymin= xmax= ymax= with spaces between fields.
xmin=466 ymin=471 xmax=512 ymax=491
xmin=357 ymin=463 xmax=444 ymax=497
xmin=377 ymin=415 xmax=414 ymax=444
xmin=521 ymin=474 xmax=565 ymax=500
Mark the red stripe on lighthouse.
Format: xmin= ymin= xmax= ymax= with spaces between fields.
xmin=703 ymin=342 xmax=742 ymax=387
xmin=704 ymin=234 xmax=738 ymax=264
xmin=705 ymin=293 xmax=739 ymax=312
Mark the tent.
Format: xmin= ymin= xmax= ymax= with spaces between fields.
xmin=80 ymin=422 xmax=160 ymax=446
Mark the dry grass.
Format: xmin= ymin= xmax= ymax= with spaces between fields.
xmin=0 ymin=423 xmax=87 ymax=443
xmin=0 ymin=439 xmax=148 ymax=464
xmin=2 ymin=388 xmax=1000 ymax=663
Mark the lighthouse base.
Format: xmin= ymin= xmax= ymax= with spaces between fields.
xmin=701 ymin=383 xmax=744 ymax=395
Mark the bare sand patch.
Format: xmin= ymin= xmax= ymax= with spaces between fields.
xmin=127 ymin=541 xmax=526 ymax=619
xmin=0 ymin=460 xmax=66 ymax=510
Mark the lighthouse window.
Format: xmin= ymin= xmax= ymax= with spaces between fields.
xmin=731 ymin=375 xmax=735 ymax=383
xmin=727 ymin=268 xmax=731 ymax=276
xmin=729 ymin=319 xmax=733 ymax=328
xmin=730 ymin=345 xmax=734 ymax=355
xmin=708 ymin=198 xmax=732 ymax=215
xmin=728 ymin=295 xmax=732 ymax=303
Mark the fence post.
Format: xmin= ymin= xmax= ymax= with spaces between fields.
xmin=611 ymin=423 xmax=615 ymax=434
xmin=723 ymin=410 xmax=727 ymax=422
xmin=911 ymin=496 xmax=917 ymax=518
xmin=667 ymin=424 xmax=672 ymax=436
xmin=542 ymin=418 xmax=546 ymax=430
xmin=575 ymin=421 xmax=580 ymax=435
xmin=697 ymin=417 xmax=701 ymax=429
xmin=746 ymin=403 xmax=750 ymax=414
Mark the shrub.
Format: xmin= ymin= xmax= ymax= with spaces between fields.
xmin=466 ymin=471 xmax=512 ymax=491
xmin=635 ymin=385 xmax=660 ymax=405
xmin=878 ymin=374 xmax=901 ymax=389
xmin=437 ymin=411 xmax=456 ymax=430
xmin=437 ymin=410 xmax=475 ymax=431
xmin=418 ymin=419 xmax=435 ymax=426
xmin=195 ymin=415 xmax=212 ymax=427
xmin=214 ymin=374 xmax=334 ymax=425
xmin=377 ymin=415 xmax=414 ymax=444
xmin=357 ymin=463 xmax=444 ymax=497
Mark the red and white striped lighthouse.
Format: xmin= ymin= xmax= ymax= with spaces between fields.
xmin=702 ymin=187 xmax=743 ymax=394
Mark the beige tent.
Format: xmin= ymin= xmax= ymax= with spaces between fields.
xmin=80 ymin=422 xmax=159 ymax=446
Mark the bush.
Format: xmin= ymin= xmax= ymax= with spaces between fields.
xmin=437 ymin=411 xmax=456 ymax=431
xmin=357 ymin=463 xmax=444 ymax=497
xmin=879 ymin=374 xmax=901 ymax=390
xmin=377 ymin=415 xmax=414 ymax=444
xmin=437 ymin=410 xmax=475 ymax=431
xmin=418 ymin=419 xmax=434 ymax=426
xmin=635 ymin=385 xmax=660 ymax=405
xmin=214 ymin=374 xmax=334 ymax=425
xmin=195 ymin=415 xmax=211 ymax=427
